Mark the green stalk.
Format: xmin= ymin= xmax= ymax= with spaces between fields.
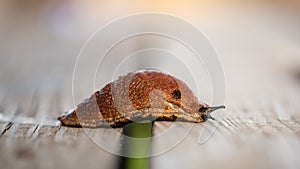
xmin=122 ymin=121 xmax=153 ymax=169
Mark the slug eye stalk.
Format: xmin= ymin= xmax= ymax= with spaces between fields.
xmin=208 ymin=105 xmax=225 ymax=121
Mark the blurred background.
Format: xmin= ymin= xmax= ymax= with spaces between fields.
xmin=0 ymin=0 xmax=300 ymax=169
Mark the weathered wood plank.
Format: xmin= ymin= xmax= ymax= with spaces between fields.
xmin=0 ymin=119 xmax=120 ymax=169
xmin=152 ymin=120 xmax=300 ymax=169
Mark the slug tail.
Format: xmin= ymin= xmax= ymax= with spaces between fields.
xmin=58 ymin=91 xmax=108 ymax=128
xmin=58 ymin=108 xmax=82 ymax=127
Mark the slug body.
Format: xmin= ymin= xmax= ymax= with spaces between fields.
xmin=58 ymin=71 xmax=224 ymax=127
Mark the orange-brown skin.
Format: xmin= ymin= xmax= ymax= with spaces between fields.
xmin=58 ymin=71 xmax=224 ymax=127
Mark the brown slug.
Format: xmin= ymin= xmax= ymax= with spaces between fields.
xmin=58 ymin=70 xmax=225 ymax=127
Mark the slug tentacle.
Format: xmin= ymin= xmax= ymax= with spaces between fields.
xmin=208 ymin=105 xmax=225 ymax=121
xmin=209 ymin=105 xmax=226 ymax=113
xmin=58 ymin=70 xmax=225 ymax=127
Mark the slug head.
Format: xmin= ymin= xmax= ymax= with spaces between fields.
xmin=162 ymin=85 xmax=225 ymax=122
xmin=198 ymin=105 xmax=226 ymax=122
xmin=128 ymin=71 xmax=225 ymax=122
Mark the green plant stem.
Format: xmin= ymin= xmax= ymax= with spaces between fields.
xmin=122 ymin=121 xmax=153 ymax=169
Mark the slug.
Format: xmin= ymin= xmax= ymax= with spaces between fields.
xmin=58 ymin=70 xmax=225 ymax=127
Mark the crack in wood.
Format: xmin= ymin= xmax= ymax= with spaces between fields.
xmin=0 ymin=122 xmax=13 ymax=137
xmin=32 ymin=124 xmax=40 ymax=135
